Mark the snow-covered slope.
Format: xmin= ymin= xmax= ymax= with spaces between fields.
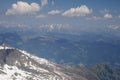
xmin=0 ymin=45 xmax=98 ymax=80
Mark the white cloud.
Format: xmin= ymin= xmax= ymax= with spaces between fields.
xmin=62 ymin=5 xmax=92 ymax=17
xmin=48 ymin=10 xmax=61 ymax=15
xmin=41 ymin=0 xmax=48 ymax=6
xmin=118 ymin=15 xmax=120 ymax=18
xmin=36 ymin=14 xmax=46 ymax=18
xmin=0 ymin=21 xmax=28 ymax=28
xmin=51 ymin=1 xmax=55 ymax=5
xmin=104 ymin=13 xmax=112 ymax=19
xmin=40 ymin=23 xmax=70 ymax=31
xmin=86 ymin=16 xmax=101 ymax=21
xmin=100 ymin=9 xmax=109 ymax=14
xmin=108 ymin=25 xmax=120 ymax=30
xmin=6 ymin=1 xmax=40 ymax=15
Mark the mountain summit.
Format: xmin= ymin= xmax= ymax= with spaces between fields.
xmin=0 ymin=45 xmax=71 ymax=80
xmin=0 ymin=45 xmax=99 ymax=80
xmin=0 ymin=45 xmax=120 ymax=80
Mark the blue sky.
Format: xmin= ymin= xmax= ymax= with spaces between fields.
xmin=0 ymin=0 xmax=120 ymax=34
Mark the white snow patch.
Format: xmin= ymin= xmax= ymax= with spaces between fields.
xmin=14 ymin=60 xmax=21 ymax=66
xmin=19 ymin=50 xmax=55 ymax=67
xmin=28 ymin=61 xmax=49 ymax=72
xmin=0 ymin=45 xmax=14 ymax=50
xmin=0 ymin=64 xmax=31 ymax=80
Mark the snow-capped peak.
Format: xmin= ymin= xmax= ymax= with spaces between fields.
xmin=18 ymin=49 xmax=55 ymax=67
xmin=0 ymin=45 xmax=73 ymax=80
xmin=0 ymin=45 xmax=90 ymax=80
xmin=0 ymin=44 xmax=14 ymax=50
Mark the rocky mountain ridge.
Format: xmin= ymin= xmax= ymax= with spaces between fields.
xmin=0 ymin=45 xmax=99 ymax=80
xmin=0 ymin=45 xmax=119 ymax=80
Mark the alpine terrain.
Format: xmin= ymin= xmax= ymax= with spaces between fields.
xmin=0 ymin=44 xmax=120 ymax=80
xmin=0 ymin=44 xmax=98 ymax=80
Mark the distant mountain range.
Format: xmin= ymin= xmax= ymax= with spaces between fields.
xmin=0 ymin=31 xmax=120 ymax=67
xmin=0 ymin=45 xmax=120 ymax=80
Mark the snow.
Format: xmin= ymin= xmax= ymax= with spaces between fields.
xmin=19 ymin=49 xmax=55 ymax=67
xmin=0 ymin=45 xmax=72 ymax=80
xmin=0 ymin=46 xmax=14 ymax=50
xmin=0 ymin=64 xmax=52 ymax=80
xmin=28 ymin=61 xmax=49 ymax=73
xmin=0 ymin=44 xmax=54 ymax=66
xmin=23 ymin=62 xmax=28 ymax=67
xmin=0 ymin=64 xmax=31 ymax=80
